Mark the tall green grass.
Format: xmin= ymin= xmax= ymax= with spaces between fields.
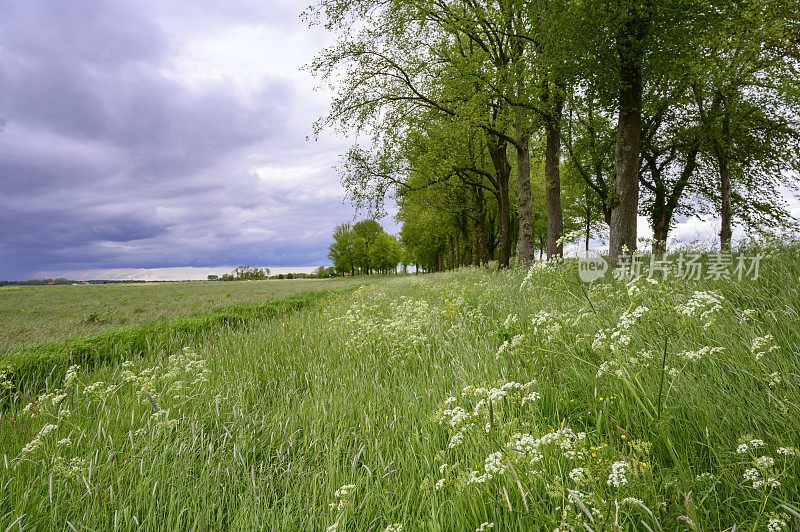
xmin=1 ymin=287 xmax=355 ymax=398
xmin=1 ymin=245 xmax=799 ymax=530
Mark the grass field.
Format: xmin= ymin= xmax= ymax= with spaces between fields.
xmin=0 ymin=278 xmax=373 ymax=351
xmin=1 ymin=247 xmax=800 ymax=530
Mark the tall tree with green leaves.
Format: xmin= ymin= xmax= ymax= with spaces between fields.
xmin=328 ymin=223 xmax=356 ymax=275
xmin=690 ymin=0 xmax=800 ymax=248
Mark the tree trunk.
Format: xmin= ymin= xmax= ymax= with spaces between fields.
xmin=718 ymin=152 xmax=732 ymax=250
xmin=471 ymin=186 xmax=486 ymax=266
xmin=652 ymin=215 xmax=669 ymax=254
xmin=585 ymin=198 xmax=592 ymax=252
xmin=471 ymin=217 xmax=480 ymax=267
xmin=609 ymin=9 xmax=647 ymax=264
xmin=448 ymin=236 xmax=454 ymax=270
xmin=516 ymin=114 xmax=535 ymax=267
xmin=489 ymin=138 xmax=512 ymax=269
xmin=545 ymin=92 xmax=564 ymax=260
xmin=718 ymin=105 xmax=732 ymax=250
xmin=455 ymin=231 xmax=461 ymax=268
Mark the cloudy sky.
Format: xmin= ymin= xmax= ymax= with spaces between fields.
xmin=0 ymin=0 xmax=364 ymax=280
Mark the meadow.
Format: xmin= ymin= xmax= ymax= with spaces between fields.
xmin=0 ymin=278 xmax=372 ymax=351
xmin=1 ymin=245 xmax=800 ymax=531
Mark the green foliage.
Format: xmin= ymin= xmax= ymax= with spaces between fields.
xmin=232 ymin=266 xmax=270 ymax=281
xmin=329 ymin=220 xmax=400 ymax=274
xmin=308 ymin=0 xmax=799 ymax=265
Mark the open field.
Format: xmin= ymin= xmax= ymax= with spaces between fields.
xmin=2 ymin=245 xmax=800 ymax=530
xmin=0 ymin=278 xmax=376 ymax=351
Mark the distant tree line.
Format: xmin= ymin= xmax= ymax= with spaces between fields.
xmin=208 ymin=266 xmax=339 ymax=281
xmin=0 ymin=278 xmax=76 ymax=286
xmin=0 ymin=279 xmax=153 ymax=286
xmin=328 ymin=220 xmax=403 ymax=275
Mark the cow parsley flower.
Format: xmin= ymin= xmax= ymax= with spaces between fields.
xmin=750 ymin=335 xmax=779 ymax=361
xmin=19 ymin=423 xmax=58 ymax=457
xmin=329 ymin=484 xmax=355 ymax=512
xmin=777 ymin=447 xmax=799 ymax=456
xmin=755 ymin=456 xmax=774 ymax=469
xmin=569 ymin=467 xmax=588 ymax=484
xmin=767 ymin=513 xmax=788 ymax=532
xmin=607 ymin=461 xmax=629 ymax=487
xmin=449 ymin=429 xmax=465 ymax=449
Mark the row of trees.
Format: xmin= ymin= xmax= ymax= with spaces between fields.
xmin=209 ymin=267 xmax=338 ymax=281
xmin=308 ymin=0 xmax=799 ymax=268
xmin=208 ymin=266 xmax=271 ymax=281
xmin=328 ymin=220 xmax=403 ymax=274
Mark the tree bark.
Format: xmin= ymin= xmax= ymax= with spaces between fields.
xmin=471 ymin=186 xmax=486 ymax=266
xmin=609 ymin=7 xmax=647 ymax=264
xmin=448 ymin=236 xmax=455 ymax=270
xmin=718 ymin=105 xmax=732 ymax=250
xmin=515 ymin=113 xmax=535 ymax=267
xmin=718 ymin=152 xmax=732 ymax=250
xmin=647 ymin=147 xmax=699 ymax=254
xmin=585 ymin=194 xmax=592 ymax=252
xmin=489 ymin=137 xmax=512 ymax=269
xmin=652 ymin=216 xmax=669 ymax=254
xmin=545 ymin=92 xmax=564 ymax=260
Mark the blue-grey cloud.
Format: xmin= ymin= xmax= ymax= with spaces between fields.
xmin=0 ymin=0 xmax=356 ymax=280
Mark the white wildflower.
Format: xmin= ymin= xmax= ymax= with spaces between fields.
xmin=743 ymin=468 xmax=760 ymax=483
xmin=755 ymin=456 xmax=774 ymax=469
xmin=607 ymin=461 xmax=629 ymax=488
xmin=777 ymin=447 xmax=799 ymax=456
xmin=522 ymin=391 xmax=540 ymax=404
xmin=621 ymin=497 xmax=644 ymax=506
xmin=569 ymin=467 xmax=588 ymax=484
xmin=767 ymin=514 xmax=788 ymax=532
xmin=449 ymin=429 xmax=465 ymax=449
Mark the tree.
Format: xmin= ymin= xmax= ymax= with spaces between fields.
xmin=328 ymin=223 xmax=356 ymax=275
xmin=328 ymin=220 xmax=399 ymax=275
xmin=369 ymin=232 xmax=401 ymax=274
xmin=690 ymin=0 xmax=800 ymax=248
xmin=232 ymin=266 xmax=269 ymax=280
xmin=207 ymin=275 xmax=219 ymax=281
xmin=352 ymin=220 xmax=382 ymax=274
xmin=307 ymin=0 xmax=530 ymax=268
xmin=576 ymin=0 xmax=715 ymax=261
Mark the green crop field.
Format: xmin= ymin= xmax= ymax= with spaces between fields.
xmin=0 ymin=278 xmax=373 ymax=351
xmin=2 ymin=246 xmax=800 ymax=530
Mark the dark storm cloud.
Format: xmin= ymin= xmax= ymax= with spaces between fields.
xmin=0 ymin=0 xmax=354 ymax=280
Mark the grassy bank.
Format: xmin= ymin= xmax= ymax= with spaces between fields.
xmin=0 ymin=288 xmax=350 ymax=397
xmin=0 ymin=277 xmax=373 ymax=351
xmin=1 ymin=246 xmax=799 ymax=530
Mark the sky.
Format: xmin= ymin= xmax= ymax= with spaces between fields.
xmin=0 ymin=0 xmax=364 ymax=281
xmin=0 ymin=1 xmax=796 ymax=281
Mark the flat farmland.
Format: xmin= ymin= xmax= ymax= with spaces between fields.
xmin=0 ymin=278 xmax=369 ymax=351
